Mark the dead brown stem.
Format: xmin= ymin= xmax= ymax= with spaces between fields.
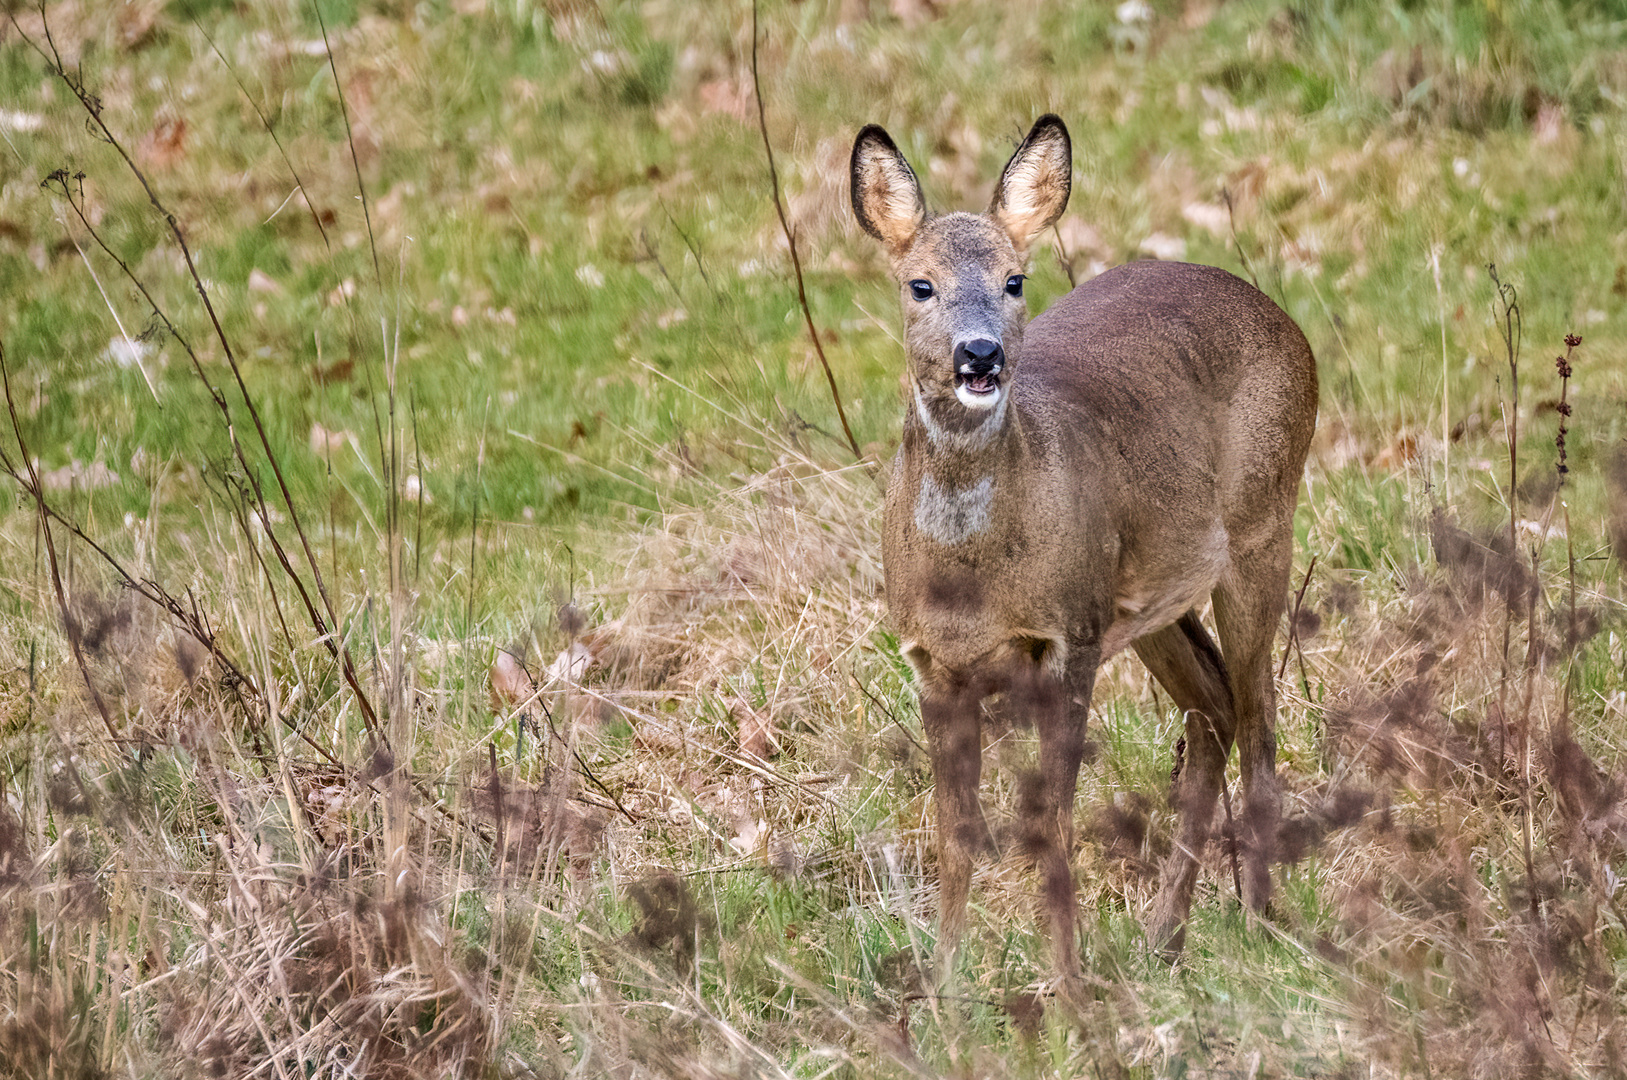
xmin=749 ymin=0 xmax=862 ymax=462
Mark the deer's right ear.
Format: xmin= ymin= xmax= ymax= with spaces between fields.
xmin=851 ymin=125 xmax=925 ymax=258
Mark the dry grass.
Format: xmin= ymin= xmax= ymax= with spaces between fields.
xmin=7 ymin=396 xmax=1622 ymax=1076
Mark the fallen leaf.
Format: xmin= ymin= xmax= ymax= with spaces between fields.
xmin=732 ymin=696 xmax=776 ymax=761
xmin=247 ymin=268 xmax=284 ymax=295
xmin=309 ymin=423 xmax=352 ymax=454
xmin=490 ymin=649 xmax=533 ymax=711
xmin=722 ymin=783 xmax=764 ymax=856
xmin=1138 ymin=232 xmax=1187 ymax=261
xmin=1373 ymin=434 xmax=1418 ymax=471
xmin=117 ymin=0 xmax=163 ymax=50
xmin=1181 ymin=201 xmax=1231 ymax=236
xmin=546 ymin=641 xmax=596 ymax=685
xmin=889 ymin=0 xmax=939 ymax=27
xmin=137 ymin=115 xmax=187 ymax=170
xmin=697 ymin=78 xmax=753 ymax=122
xmin=42 ymin=460 xmax=119 ymax=491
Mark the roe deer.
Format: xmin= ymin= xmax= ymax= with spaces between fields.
xmin=850 ymin=115 xmax=1318 ymax=976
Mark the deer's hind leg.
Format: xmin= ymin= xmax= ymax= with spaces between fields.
xmin=1212 ymin=526 xmax=1296 ymax=915
xmin=1136 ymin=612 xmax=1238 ymax=959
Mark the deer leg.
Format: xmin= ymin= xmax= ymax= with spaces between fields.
xmin=1212 ymin=535 xmax=1295 ymax=915
xmin=1025 ymin=646 xmax=1094 ymax=978
xmin=1136 ymin=613 xmax=1237 ymax=959
xmin=920 ymin=682 xmax=986 ymax=967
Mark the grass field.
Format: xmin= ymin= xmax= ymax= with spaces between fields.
xmin=2 ymin=0 xmax=1627 ymax=1075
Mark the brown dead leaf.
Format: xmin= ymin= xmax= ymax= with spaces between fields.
xmin=472 ymin=772 xmax=606 ymax=879
xmin=697 ymin=78 xmax=752 ymax=122
xmin=42 ymin=460 xmax=119 ymax=491
xmin=117 ymin=0 xmax=164 ymax=50
xmin=1311 ymin=417 xmax=1365 ymax=472
xmin=889 ymin=0 xmax=939 ymax=27
xmin=1181 ymin=0 xmax=1217 ymax=29
xmin=489 ymin=649 xmax=534 ymax=711
xmin=137 ymin=115 xmax=187 ymax=170
xmin=247 ymin=269 xmax=283 ymax=295
xmin=308 ymin=423 xmax=352 ymax=454
xmin=303 ymin=781 xmax=353 ymax=847
xmin=732 ymin=696 xmax=776 ymax=761
xmin=720 ymin=781 xmax=765 ymax=856
xmin=1225 ymin=158 xmax=1271 ymax=218
xmin=7 ymin=3 xmax=94 ymax=67
xmin=313 ymin=358 xmax=353 ymax=383
xmin=1373 ymin=434 xmax=1419 ymax=471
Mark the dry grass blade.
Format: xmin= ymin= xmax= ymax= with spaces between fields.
xmin=11 ymin=10 xmax=384 ymax=740
xmin=0 ymin=341 xmax=122 ymax=744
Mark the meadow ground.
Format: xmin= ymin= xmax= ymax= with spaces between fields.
xmin=1 ymin=0 xmax=1627 ymax=1075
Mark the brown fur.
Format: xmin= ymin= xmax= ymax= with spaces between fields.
xmin=851 ymin=115 xmax=1318 ymax=976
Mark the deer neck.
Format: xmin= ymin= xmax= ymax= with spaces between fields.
xmin=903 ymin=383 xmax=1029 ymax=548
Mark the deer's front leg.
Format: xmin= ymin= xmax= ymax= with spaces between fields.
xmin=1026 ymin=640 xmax=1096 ymax=979
xmin=919 ymin=679 xmax=987 ymax=966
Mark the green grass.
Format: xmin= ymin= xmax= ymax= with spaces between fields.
xmin=2 ymin=0 xmax=1627 ymax=1076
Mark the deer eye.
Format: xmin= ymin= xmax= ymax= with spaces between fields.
xmin=1005 ymin=275 xmax=1025 ymax=297
xmin=908 ymin=280 xmax=934 ymax=301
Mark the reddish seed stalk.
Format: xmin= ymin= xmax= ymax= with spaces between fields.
xmin=1555 ymin=334 xmax=1580 ymax=704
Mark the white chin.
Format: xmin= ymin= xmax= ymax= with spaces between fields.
xmin=954 ymin=383 xmax=1002 ymax=410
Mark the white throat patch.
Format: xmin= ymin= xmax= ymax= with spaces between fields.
xmin=913 ymin=384 xmax=1009 ymax=453
xmin=914 ymin=472 xmax=995 ymax=545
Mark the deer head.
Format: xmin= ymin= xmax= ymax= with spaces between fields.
xmin=851 ymin=116 xmax=1072 ymax=441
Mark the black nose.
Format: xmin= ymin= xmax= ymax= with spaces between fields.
xmin=954 ymin=338 xmax=1004 ymax=375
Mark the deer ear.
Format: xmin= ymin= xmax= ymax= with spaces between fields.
xmin=989 ymin=115 xmax=1072 ymax=254
xmin=851 ymin=124 xmax=926 ymax=257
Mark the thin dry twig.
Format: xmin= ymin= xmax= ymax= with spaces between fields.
xmin=0 ymin=341 xmax=122 ymax=745
xmin=749 ymin=0 xmax=862 ymax=461
xmin=15 ymin=13 xmax=383 ymax=739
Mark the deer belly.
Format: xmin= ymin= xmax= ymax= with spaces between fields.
xmin=1098 ymin=527 xmax=1230 ymax=658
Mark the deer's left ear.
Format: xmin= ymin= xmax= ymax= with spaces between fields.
xmin=989 ymin=115 xmax=1072 ymax=254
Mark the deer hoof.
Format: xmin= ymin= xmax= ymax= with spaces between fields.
xmin=1145 ymin=917 xmax=1186 ymax=964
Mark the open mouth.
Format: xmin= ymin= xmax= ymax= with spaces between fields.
xmin=955 ymin=370 xmax=1002 ymax=398
xmin=952 ymin=370 xmax=1003 ymax=411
